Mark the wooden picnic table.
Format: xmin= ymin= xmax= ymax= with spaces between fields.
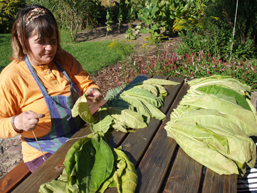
xmin=7 ymin=74 xmax=237 ymax=193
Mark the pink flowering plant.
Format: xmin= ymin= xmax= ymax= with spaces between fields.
xmin=124 ymin=50 xmax=257 ymax=91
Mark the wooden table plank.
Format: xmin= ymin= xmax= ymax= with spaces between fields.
xmin=136 ymin=82 xmax=189 ymax=193
xmin=163 ymin=148 xmax=203 ymax=193
xmin=202 ymin=168 xmax=225 ymax=193
xmin=223 ymin=174 xmax=237 ymax=193
xmin=202 ymin=168 xmax=237 ymax=193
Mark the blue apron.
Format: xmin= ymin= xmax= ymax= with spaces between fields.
xmin=24 ymin=56 xmax=85 ymax=153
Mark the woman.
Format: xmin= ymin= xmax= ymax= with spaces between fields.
xmin=0 ymin=5 xmax=103 ymax=172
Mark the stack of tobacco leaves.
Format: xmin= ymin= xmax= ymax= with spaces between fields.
xmin=39 ymin=133 xmax=138 ymax=193
xmin=164 ymin=75 xmax=257 ymax=176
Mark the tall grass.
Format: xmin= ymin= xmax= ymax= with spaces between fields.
xmin=0 ymin=30 xmax=134 ymax=74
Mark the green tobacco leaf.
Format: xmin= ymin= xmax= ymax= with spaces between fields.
xmin=72 ymin=93 xmax=88 ymax=117
xmin=166 ymin=122 xmax=240 ymax=175
xmin=180 ymin=94 xmax=257 ymax=136
xmin=168 ymin=109 xmax=250 ymax=138
xmin=78 ymin=102 xmax=95 ymax=123
xmin=72 ymin=93 xmax=95 ymax=123
xmin=137 ymin=97 xmax=166 ymax=120
xmin=133 ymin=84 xmax=159 ymax=96
xmin=143 ymin=78 xmax=179 ymax=85
xmin=64 ymin=135 xmax=94 ymax=186
xmin=112 ymin=121 xmax=128 ymax=133
xmin=120 ymin=95 xmax=152 ymax=123
xmin=197 ymin=85 xmax=251 ymax=111
xmin=121 ymin=88 xmax=163 ymax=108
xmin=213 ymin=94 xmax=237 ymax=104
xmin=39 ymin=179 xmax=79 ymax=193
xmin=140 ymin=28 xmax=151 ymax=34
xmin=122 ymin=109 xmax=147 ymax=129
xmin=90 ymin=108 xmax=113 ymax=134
xmin=98 ymin=175 xmax=116 ymax=193
xmin=188 ymin=75 xmax=251 ymax=94
xmin=113 ymin=148 xmax=138 ymax=193
xmin=107 ymin=107 xmax=147 ymax=129
xmin=196 ymin=123 xmax=229 ymax=146
xmin=75 ymin=135 xmax=114 ymax=193
xmin=107 ymin=98 xmax=130 ymax=109
xmin=155 ymin=85 xmax=167 ymax=96
xmin=195 ymin=123 xmax=229 ymax=154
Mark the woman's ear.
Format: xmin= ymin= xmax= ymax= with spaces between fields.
xmin=17 ymin=34 xmax=22 ymax=45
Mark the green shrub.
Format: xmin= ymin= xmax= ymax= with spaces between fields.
xmin=204 ymin=0 xmax=257 ymax=59
xmin=175 ymin=18 xmax=231 ymax=59
xmin=205 ymin=0 xmax=257 ymax=46
xmin=175 ymin=16 xmax=257 ymax=60
xmin=0 ymin=0 xmax=26 ymax=33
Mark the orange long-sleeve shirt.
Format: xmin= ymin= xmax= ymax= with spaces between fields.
xmin=0 ymin=50 xmax=99 ymax=162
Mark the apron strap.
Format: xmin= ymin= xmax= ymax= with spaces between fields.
xmin=25 ymin=56 xmax=49 ymax=98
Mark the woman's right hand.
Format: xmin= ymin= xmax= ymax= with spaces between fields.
xmin=14 ymin=111 xmax=45 ymax=132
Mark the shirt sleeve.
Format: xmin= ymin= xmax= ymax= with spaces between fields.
xmin=0 ymin=78 xmax=22 ymax=138
xmin=57 ymin=50 xmax=101 ymax=94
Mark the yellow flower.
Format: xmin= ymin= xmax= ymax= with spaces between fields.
xmin=144 ymin=36 xmax=151 ymax=41
xmin=107 ymin=42 xmax=116 ymax=49
xmin=212 ymin=16 xmax=219 ymax=20
xmin=142 ymin=43 xmax=147 ymax=48
xmin=173 ymin=18 xmax=186 ymax=32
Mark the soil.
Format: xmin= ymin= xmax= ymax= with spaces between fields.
xmin=1 ymin=23 xmax=257 ymax=179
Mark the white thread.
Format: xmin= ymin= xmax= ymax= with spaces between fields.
xmin=32 ymin=130 xmax=48 ymax=161
xmin=66 ymin=133 xmax=92 ymax=141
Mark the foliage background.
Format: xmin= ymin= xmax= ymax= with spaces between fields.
xmin=0 ymin=0 xmax=257 ymax=86
xmin=0 ymin=0 xmax=26 ymax=33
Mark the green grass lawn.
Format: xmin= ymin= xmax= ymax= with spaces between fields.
xmin=0 ymin=34 xmax=12 ymax=72
xmin=0 ymin=31 xmax=134 ymax=74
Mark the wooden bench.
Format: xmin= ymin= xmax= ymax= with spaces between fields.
xmin=0 ymin=75 xmax=238 ymax=193
xmin=0 ymin=161 xmax=30 ymax=193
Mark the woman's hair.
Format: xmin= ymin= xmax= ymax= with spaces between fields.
xmin=11 ymin=5 xmax=61 ymax=61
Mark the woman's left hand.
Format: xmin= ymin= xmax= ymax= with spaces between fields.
xmin=85 ymin=88 xmax=104 ymax=105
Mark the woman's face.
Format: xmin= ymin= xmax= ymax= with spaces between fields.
xmin=27 ymin=29 xmax=57 ymax=66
